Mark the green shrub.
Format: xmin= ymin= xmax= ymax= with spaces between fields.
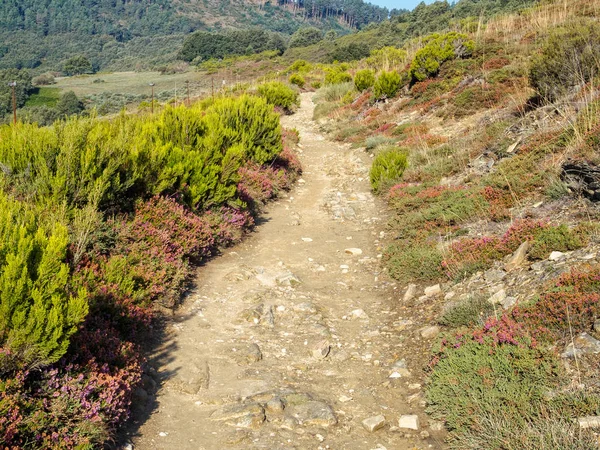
xmin=313 ymin=101 xmax=338 ymax=121
xmin=256 ymin=81 xmax=299 ymax=112
xmin=354 ymin=69 xmax=375 ymax=92
xmin=439 ymin=296 xmax=495 ymax=328
xmin=0 ymin=194 xmax=88 ymax=372
xmin=373 ymin=71 xmax=402 ymax=99
xmin=287 ymin=59 xmax=312 ymax=73
xmin=364 ymin=135 xmax=395 ymax=150
xmin=314 ymin=82 xmax=355 ymax=103
xmin=528 ymin=224 xmax=584 ymax=260
xmin=311 ymin=81 xmax=322 ymax=89
xmin=366 ymin=46 xmax=407 ymax=71
xmin=289 ymin=27 xmax=323 ymax=48
xmin=324 ymin=68 xmax=353 ymax=85
xmin=370 ymin=147 xmax=407 ymax=192
xmin=530 ymin=22 xmax=600 ymax=102
xmin=289 ymin=74 xmax=305 ymax=88
xmin=385 ymin=242 xmax=443 ymax=283
xmin=410 ymin=32 xmax=475 ymax=82
xmin=427 ymin=339 xmax=561 ymax=435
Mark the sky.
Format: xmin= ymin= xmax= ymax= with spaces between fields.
xmin=369 ymin=0 xmax=433 ymax=11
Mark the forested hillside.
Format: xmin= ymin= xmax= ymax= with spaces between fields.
xmin=0 ymin=0 xmax=385 ymax=72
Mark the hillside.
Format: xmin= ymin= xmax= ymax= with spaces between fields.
xmin=3 ymin=0 xmax=600 ymax=448
xmin=0 ymin=0 xmax=386 ymax=72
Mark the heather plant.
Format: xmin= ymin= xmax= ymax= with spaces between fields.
xmin=0 ymin=194 xmax=88 ymax=372
xmin=289 ymin=74 xmax=305 ymax=88
xmin=373 ymin=70 xmax=402 ymax=99
xmin=439 ymin=295 xmax=495 ymax=328
xmin=369 ymin=147 xmax=408 ymax=192
xmin=354 ymin=69 xmax=375 ymax=92
xmin=256 ymin=81 xmax=299 ymax=112
xmin=324 ymin=66 xmax=353 ymax=85
xmin=530 ymin=22 xmax=600 ymax=102
xmin=410 ymin=32 xmax=475 ymax=82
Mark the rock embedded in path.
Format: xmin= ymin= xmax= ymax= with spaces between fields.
xmin=211 ymin=403 xmax=266 ymax=429
xmin=312 ymin=340 xmax=331 ymax=359
xmin=287 ymin=401 xmax=337 ymax=428
xmin=345 ymin=248 xmax=363 ymax=256
xmin=241 ymin=343 xmax=262 ymax=363
xmin=424 ymin=284 xmax=441 ymax=297
xmin=276 ymin=271 xmax=301 ymax=287
xmin=504 ymin=241 xmax=530 ymax=271
xmin=398 ymin=415 xmax=420 ymax=430
xmin=350 ymin=308 xmax=369 ymax=320
xmin=362 ymin=415 xmax=386 ymax=432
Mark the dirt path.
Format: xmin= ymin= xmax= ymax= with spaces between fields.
xmin=130 ymin=93 xmax=439 ymax=450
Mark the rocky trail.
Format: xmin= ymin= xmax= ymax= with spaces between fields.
xmin=127 ymin=94 xmax=443 ymax=450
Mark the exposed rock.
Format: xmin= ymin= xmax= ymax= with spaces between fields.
xmin=350 ymin=308 xmax=369 ymax=320
xmin=424 ymin=284 xmax=441 ymax=297
xmin=562 ymin=332 xmax=600 ymax=358
xmin=420 ymin=326 xmax=440 ymax=340
xmin=362 ymin=415 xmax=386 ymax=432
xmin=429 ymin=421 xmax=445 ymax=431
xmin=501 ymin=296 xmax=517 ymax=309
xmin=504 ymin=242 xmax=530 ymax=271
xmin=286 ymin=401 xmax=337 ymax=428
xmin=312 ymin=340 xmax=331 ymax=359
xmin=562 ymin=161 xmax=600 ymax=201
xmin=293 ymin=302 xmax=317 ymax=314
xmin=301 ymin=237 xmax=313 ymax=242
xmin=345 ymin=248 xmax=363 ymax=256
xmin=276 ymin=271 xmax=301 ymax=286
xmin=265 ymin=397 xmax=285 ymax=416
xmin=392 ymin=359 xmax=407 ymax=369
xmin=578 ymin=416 xmax=600 ymax=429
xmin=487 ymin=289 xmax=507 ymax=305
xmin=339 ymin=395 xmax=353 ymax=403
xmin=211 ymin=403 xmax=266 ymax=429
xmin=403 ymin=284 xmax=417 ymax=301
xmin=398 ymin=415 xmax=420 ymax=430
xmin=389 ymin=368 xmax=411 ymax=378
xmin=549 ymin=251 xmax=565 ymax=261
xmin=484 ymin=269 xmax=507 ymax=283
xmin=242 ymin=343 xmax=262 ymax=363
xmin=172 ymin=361 xmax=209 ymax=394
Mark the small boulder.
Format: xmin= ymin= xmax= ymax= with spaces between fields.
xmin=484 ymin=269 xmax=507 ymax=283
xmin=398 ymin=415 xmax=420 ymax=430
xmin=549 ymin=251 xmax=565 ymax=261
xmin=424 ymin=284 xmax=441 ymax=297
xmin=504 ymin=241 xmax=530 ymax=271
xmin=403 ymin=284 xmax=417 ymax=301
xmin=487 ymin=289 xmax=507 ymax=305
xmin=362 ymin=415 xmax=386 ymax=432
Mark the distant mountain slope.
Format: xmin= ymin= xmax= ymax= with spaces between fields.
xmin=0 ymin=0 xmax=387 ymax=71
